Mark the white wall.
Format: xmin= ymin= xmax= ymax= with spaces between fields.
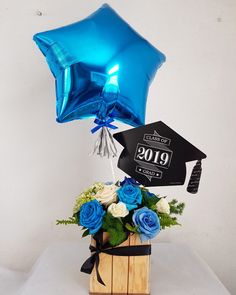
xmin=0 ymin=0 xmax=236 ymax=293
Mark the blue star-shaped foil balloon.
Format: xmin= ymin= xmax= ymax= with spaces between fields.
xmin=33 ymin=4 xmax=165 ymax=157
xmin=33 ymin=3 xmax=165 ymax=126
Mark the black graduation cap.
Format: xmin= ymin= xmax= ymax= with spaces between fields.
xmin=113 ymin=121 xmax=207 ymax=193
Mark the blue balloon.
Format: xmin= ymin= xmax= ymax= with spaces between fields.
xmin=33 ymin=4 xmax=165 ymax=128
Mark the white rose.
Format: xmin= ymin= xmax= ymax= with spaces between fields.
xmin=95 ymin=184 xmax=118 ymax=206
xmin=156 ymin=198 xmax=170 ymax=214
xmin=108 ymin=202 xmax=129 ymax=218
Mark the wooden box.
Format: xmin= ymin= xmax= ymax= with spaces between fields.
xmin=89 ymin=234 xmax=150 ymax=295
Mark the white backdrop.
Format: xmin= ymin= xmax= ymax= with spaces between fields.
xmin=0 ymin=0 xmax=236 ymax=293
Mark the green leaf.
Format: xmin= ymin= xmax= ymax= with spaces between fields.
xmin=56 ymin=216 xmax=78 ymax=225
xmin=102 ymin=213 xmax=127 ymax=247
xmin=125 ymin=223 xmax=139 ymax=233
xmin=159 ymin=213 xmax=180 ymax=229
xmin=142 ymin=190 xmax=160 ymax=209
xmin=122 ymin=212 xmax=133 ymax=225
xmin=169 ymin=199 xmax=185 ymax=215
xmin=82 ymin=229 xmax=90 ymax=238
xmin=109 ymin=227 xmax=127 ymax=246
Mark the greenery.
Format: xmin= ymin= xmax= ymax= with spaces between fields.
xmin=141 ymin=190 xmax=160 ymax=210
xmin=156 ymin=199 xmax=185 ymax=229
xmin=125 ymin=223 xmax=139 ymax=233
xmin=159 ymin=213 xmax=179 ymax=229
xmin=169 ymin=199 xmax=185 ymax=215
xmin=56 ymin=216 xmax=78 ymax=225
xmin=82 ymin=229 xmax=90 ymax=237
xmin=102 ymin=213 xmax=127 ymax=246
xmin=73 ymin=182 xmax=104 ymax=214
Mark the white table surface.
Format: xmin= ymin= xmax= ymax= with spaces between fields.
xmin=0 ymin=242 xmax=230 ymax=295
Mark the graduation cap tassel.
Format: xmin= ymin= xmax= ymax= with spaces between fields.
xmin=187 ymin=160 xmax=202 ymax=194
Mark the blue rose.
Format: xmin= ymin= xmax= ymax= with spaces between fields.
xmin=146 ymin=191 xmax=157 ymax=198
xmin=133 ymin=207 xmax=160 ymax=242
xmin=117 ymin=184 xmax=142 ymax=210
xmin=79 ymin=200 xmax=105 ymax=234
xmin=120 ymin=177 xmax=140 ymax=187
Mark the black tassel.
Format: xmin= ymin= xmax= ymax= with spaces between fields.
xmin=187 ymin=160 xmax=202 ymax=194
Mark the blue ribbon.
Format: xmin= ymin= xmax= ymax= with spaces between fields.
xmin=91 ymin=118 xmax=118 ymax=134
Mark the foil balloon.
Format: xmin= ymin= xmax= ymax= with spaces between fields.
xmin=33 ymin=3 xmax=165 ymax=157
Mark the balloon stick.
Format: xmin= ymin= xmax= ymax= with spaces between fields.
xmin=109 ymin=158 xmax=116 ymax=183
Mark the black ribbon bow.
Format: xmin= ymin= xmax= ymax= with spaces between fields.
xmin=80 ymin=232 xmax=151 ymax=286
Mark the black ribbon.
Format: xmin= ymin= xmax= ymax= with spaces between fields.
xmin=80 ymin=232 xmax=151 ymax=286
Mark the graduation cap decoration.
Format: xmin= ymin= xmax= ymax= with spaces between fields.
xmin=113 ymin=121 xmax=207 ymax=193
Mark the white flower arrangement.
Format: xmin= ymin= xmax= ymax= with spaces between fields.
xmin=156 ymin=197 xmax=170 ymax=214
xmin=108 ymin=202 xmax=129 ymax=218
xmin=95 ymin=184 xmax=118 ymax=206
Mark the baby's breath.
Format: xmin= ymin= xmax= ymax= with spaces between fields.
xmin=73 ymin=182 xmax=104 ymax=214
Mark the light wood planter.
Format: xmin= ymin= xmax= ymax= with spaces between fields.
xmin=89 ymin=234 xmax=150 ymax=295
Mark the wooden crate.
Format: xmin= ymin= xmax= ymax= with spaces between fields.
xmin=89 ymin=234 xmax=150 ymax=295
